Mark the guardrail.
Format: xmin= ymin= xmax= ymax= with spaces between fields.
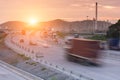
xmin=0 ymin=60 xmax=43 ymax=80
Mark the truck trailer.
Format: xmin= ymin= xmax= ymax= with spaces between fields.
xmin=65 ymin=38 xmax=101 ymax=66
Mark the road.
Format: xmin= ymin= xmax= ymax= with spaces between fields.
xmin=7 ymin=32 xmax=120 ymax=80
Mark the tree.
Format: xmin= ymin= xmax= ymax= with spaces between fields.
xmin=107 ymin=20 xmax=120 ymax=38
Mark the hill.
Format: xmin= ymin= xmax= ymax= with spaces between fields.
xmin=0 ymin=21 xmax=27 ymax=30
xmin=0 ymin=19 xmax=112 ymax=33
xmin=39 ymin=19 xmax=112 ymax=33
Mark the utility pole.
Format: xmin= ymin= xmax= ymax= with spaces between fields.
xmin=87 ymin=16 xmax=89 ymax=20
xmin=95 ymin=2 xmax=98 ymax=33
xmin=86 ymin=16 xmax=89 ymax=33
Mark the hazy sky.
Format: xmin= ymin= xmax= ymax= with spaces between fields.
xmin=0 ymin=0 xmax=120 ymax=23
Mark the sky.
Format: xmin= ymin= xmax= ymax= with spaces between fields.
xmin=0 ymin=0 xmax=120 ymax=23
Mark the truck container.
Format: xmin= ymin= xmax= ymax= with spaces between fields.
xmin=65 ymin=38 xmax=101 ymax=65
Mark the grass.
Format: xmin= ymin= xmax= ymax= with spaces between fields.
xmin=0 ymin=33 xmax=7 ymax=39
xmin=56 ymin=31 xmax=67 ymax=38
xmin=18 ymin=54 xmax=30 ymax=60
xmin=9 ymin=59 xmax=18 ymax=65
xmin=0 ymin=34 xmax=6 ymax=47
xmin=30 ymin=62 xmax=36 ymax=65
xmin=24 ymin=56 xmax=30 ymax=60
xmin=18 ymin=54 xmax=24 ymax=57
xmin=51 ymin=76 xmax=57 ymax=80
xmin=41 ymin=67 xmax=47 ymax=71
xmin=87 ymin=34 xmax=107 ymax=41
xmin=26 ymin=62 xmax=37 ymax=66
xmin=0 ymin=39 xmax=4 ymax=46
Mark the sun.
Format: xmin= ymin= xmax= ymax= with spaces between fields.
xmin=28 ymin=18 xmax=38 ymax=26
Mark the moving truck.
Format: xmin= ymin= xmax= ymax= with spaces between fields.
xmin=65 ymin=38 xmax=101 ymax=65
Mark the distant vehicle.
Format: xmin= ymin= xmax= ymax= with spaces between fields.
xmin=65 ymin=36 xmax=74 ymax=45
xmin=29 ymin=41 xmax=37 ymax=46
xmin=74 ymin=33 xmax=79 ymax=38
xmin=20 ymin=39 xmax=24 ymax=43
xmin=0 ymin=31 xmax=4 ymax=33
xmin=65 ymin=38 xmax=101 ymax=66
xmin=21 ymin=30 xmax=26 ymax=35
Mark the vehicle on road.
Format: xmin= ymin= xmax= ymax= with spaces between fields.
xmin=65 ymin=38 xmax=101 ymax=66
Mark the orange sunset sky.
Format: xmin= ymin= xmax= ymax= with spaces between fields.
xmin=0 ymin=0 xmax=120 ymax=23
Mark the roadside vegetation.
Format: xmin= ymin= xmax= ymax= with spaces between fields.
xmin=25 ymin=61 xmax=37 ymax=66
xmin=17 ymin=54 xmax=30 ymax=60
xmin=87 ymin=34 xmax=107 ymax=41
xmin=0 ymin=32 xmax=7 ymax=39
xmin=51 ymin=76 xmax=57 ymax=80
xmin=56 ymin=31 xmax=67 ymax=38
xmin=0 ymin=32 xmax=7 ymax=47
xmin=107 ymin=20 xmax=120 ymax=39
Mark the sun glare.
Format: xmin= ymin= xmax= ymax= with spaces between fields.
xmin=28 ymin=18 xmax=38 ymax=26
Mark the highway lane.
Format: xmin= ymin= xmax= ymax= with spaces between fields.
xmin=9 ymin=33 xmax=120 ymax=80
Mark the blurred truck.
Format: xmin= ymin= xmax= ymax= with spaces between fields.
xmin=29 ymin=41 xmax=37 ymax=46
xmin=65 ymin=38 xmax=101 ymax=66
xmin=19 ymin=39 xmax=24 ymax=43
